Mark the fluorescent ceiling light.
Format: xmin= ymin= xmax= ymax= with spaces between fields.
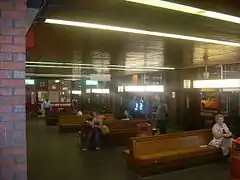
xmin=193 ymin=79 xmax=240 ymax=88
xmin=26 ymin=61 xmax=175 ymax=70
xmin=125 ymin=0 xmax=240 ymax=24
xmin=26 ymin=64 xmax=158 ymax=72
xmin=222 ymin=88 xmax=240 ymax=92
xmin=26 ymin=73 xmax=89 ymax=78
xmin=45 ymin=19 xmax=240 ymax=47
xmin=125 ymin=85 xmax=164 ymax=92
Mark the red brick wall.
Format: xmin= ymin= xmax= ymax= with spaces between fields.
xmin=0 ymin=0 xmax=27 ymax=179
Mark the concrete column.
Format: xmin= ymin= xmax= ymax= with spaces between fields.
xmin=0 ymin=1 xmax=27 ymax=179
xmin=110 ymin=49 xmax=125 ymax=116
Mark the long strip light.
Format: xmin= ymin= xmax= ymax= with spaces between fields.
xmin=45 ymin=19 xmax=240 ymax=47
xmin=125 ymin=0 xmax=240 ymax=24
xmin=26 ymin=64 xmax=158 ymax=72
xmin=26 ymin=61 xmax=175 ymax=70
xmin=26 ymin=73 xmax=89 ymax=78
xmin=86 ymin=89 xmax=110 ymax=94
xmin=124 ymin=85 xmax=164 ymax=92
xmin=193 ymin=79 xmax=240 ymax=88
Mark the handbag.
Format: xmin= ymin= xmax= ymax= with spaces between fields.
xmin=209 ymin=139 xmax=221 ymax=148
xmin=101 ymin=125 xmax=110 ymax=135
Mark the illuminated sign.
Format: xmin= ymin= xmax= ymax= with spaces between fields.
xmin=86 ymin=80 xmax=98 ymax=86
xmin=25 ymin=79 xmax=35 ymax=85
xmin=193 ymin=79 xmax=240 ymax=88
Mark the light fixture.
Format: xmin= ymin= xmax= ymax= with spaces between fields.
xmin=125 ymin=0 xmax=240 ymax=24
xmin=193 ymin=79 xmax=240 ymax=88
xmin=72 ymin=90 xmax=82 ymax=95
xmin=45 ymin=19 xmax=240 ymax=47
xmin=222 ymin=88 xmax=240 ymax=92
xmin=124 ymin=85 xmax=164 ymax=92
xmin=26 ymin=64 xmax=159 ymax=72
xmin=86 ymin=89 xmax=110 ymax=94
xmin=26 ymin=73 xmax=89 ymax=78
xmin=26 ymin=61 xmax=175 ymax=70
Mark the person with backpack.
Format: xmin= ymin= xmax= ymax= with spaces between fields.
xmin=156 ymin=98 xmax=168 ymax=134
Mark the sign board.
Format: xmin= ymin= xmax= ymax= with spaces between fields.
xmin=184 ymin=80 xmax=191 ymax=88
xmin=90 ymin=74 xmax=111 ymax=81
xmin=25 ymin=79 xmax=35 ymax=85
xmin=86 ymin=80 xmax=98 ymax=86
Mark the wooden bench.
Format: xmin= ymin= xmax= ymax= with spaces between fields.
xmin=103 ymin=119 xmax=152 ymax=145
xmin=58 ymin=116 xmax=89 ymax=133
xmin=123 ymin=129 xmax=222 ymax=176
xmin=58 ymin=114 xmax=115 ymax=133
xmin=80 ymin=119 xmax=153 ymax=146
xmin=45 ymin=112 xmax=76 ymax=125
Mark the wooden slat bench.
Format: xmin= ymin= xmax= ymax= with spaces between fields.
xmin=79 ymin=119 xmax=153 ymax=146
xmin=58 ymin=116 xmax=88 ymax=133
xmin=102 ymin=119 xmax=153 ymax=145
xmin=123 ymin=129 xmax=222 ymax=176
xmin=58 ymin=114 xmax=115 ymax=133
xmin=45 ymin=112 xmax=76 ymax=125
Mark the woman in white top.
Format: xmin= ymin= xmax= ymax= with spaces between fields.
xmin=209 ymin=114 xmax=233 ymax=156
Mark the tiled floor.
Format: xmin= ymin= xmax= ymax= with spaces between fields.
xmin=27 ymin=120 xmax=230 ymax=180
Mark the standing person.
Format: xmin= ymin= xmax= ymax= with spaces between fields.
xmin=43 ymin=98 xmax=51 ymax=118
xmin=156 ymin=97 xmax=168 ymax=134
xmin=209 ymin=114 xmax=233 ymax=156
xmin=83 ymin=111 xmax=103 ymax=151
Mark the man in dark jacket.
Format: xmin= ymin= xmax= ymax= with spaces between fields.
xmin=156 ymin=100 xmax=168 ymax=134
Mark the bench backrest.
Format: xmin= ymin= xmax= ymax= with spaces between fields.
xmin=58 ymin=114 xmax=115 ymax=125
xmin=58 ymin=116 xmax=88 ymax=125
xmin=130 ymin=129 xmax=212 ymax=157
xmin=103 ymin=114 xmax=114 ymax=121
xmin=105 ymin=119 xmax=151 ymax=132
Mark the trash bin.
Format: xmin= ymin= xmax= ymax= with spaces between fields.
xmin=231 ymin=138 xmax=240 ymax=180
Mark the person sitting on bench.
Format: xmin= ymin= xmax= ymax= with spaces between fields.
xmin=82 ymin=111 xmax=103 ymax=151
xmin=209 ymin=114 xmax=233 ymax=156
xmin=121 ymin=110 xmax=133 ymax=120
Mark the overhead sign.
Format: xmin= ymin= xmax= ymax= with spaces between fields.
xmin=193 ymin=79 xmax=240 ymax=88
xmin=25 ymin=79 xmax=35 ymax=85
xmin=86 ymin=80 xmax=98 ymax=86
xmin=90 ymin=74 xmax=111 ymax=81
xmin=184 ymin=80 xmax=191 ymax=88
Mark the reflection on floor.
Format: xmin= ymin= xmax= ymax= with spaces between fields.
xmin=27 ymin=120 xmax=230 ymax=180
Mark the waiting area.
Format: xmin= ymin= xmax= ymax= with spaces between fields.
xmin=27 ymin=120 xmax=231 ymax=180
xmin=1 ymin=0 xmax=240 ymax=179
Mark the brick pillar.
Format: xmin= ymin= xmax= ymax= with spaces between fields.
xmin=0 ymin=0 xmax=27 ymax=180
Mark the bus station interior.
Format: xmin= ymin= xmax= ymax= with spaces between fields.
xmin=1 ymin=0 xmax=240 ymax=179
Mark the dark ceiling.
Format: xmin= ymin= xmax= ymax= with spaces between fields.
xmin=26 ymin=0 xmax=240 ymax=77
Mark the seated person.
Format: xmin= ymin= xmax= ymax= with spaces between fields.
xmin=209 ymin=114 xmax=233 ymax=156
xmin=122 ymin=110 xmax=133 ymax=120
xmin=98 ymin=112 xmax=106 ymax=120
xmin=77 ymin=109 xmax=83 ymax=116
xmin=82 ymin=111 xmax=103 ymax=151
